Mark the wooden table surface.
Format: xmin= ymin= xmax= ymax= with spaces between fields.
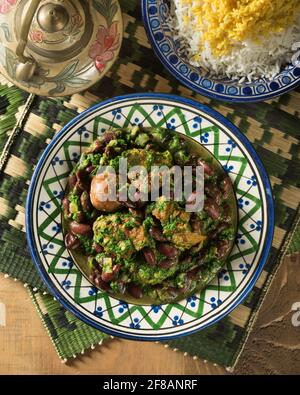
xmin=0 ymin=253 xmax=299 ymax=375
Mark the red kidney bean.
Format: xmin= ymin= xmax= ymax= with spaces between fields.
xmin=73 ymin=181 xmax=85 ymax=195
xmin=104 ymin=146 xmax=115 ymax=158
xmin=143 ymin=248 xmax=157 ymax=266
xmin=128 ymin=283 xmax=143 ymax=299
xmin=86 ymin=165 xmax=96 ymax=174
xmin=101 ymin=272 xmax=114 ymax=283
xmin=149 ymin=226 xmax=167 ymax=241
xmin=76 ymin=211 xmax=86 ymax=223
xmin=222 ymin=176 xmax=232 ymax=199
xmin=76 ymin=175 xmax=90 ymax=194
xmin=70 ymin=221 xmax=92 ymax=236
xmin=64 ymin=233 xmax=81 ymax=250
xmin=186 ymin=192 xmax=197 ymax=204
xmin=157 ymin=243 xmax=179 ymax=258
xmin=204 ymin=198 xmax=220 ymax=220
xmin=159 ymin=258 xmax=177 ymax=269
xmin=205 ymin=183 xmax=222 ymax=205
xmin=190 ymin=216 xmax=202 ymax=232
xmin=89 ymin=266 xmax=101 ymax=281
xmin=179 ymin=277 xmax=192 ymax=294
xmin=80 ymin=191 xmax=92 ymax=212
xmin=68 ymin=174 xmax=77 ymax=190
xmin=222 ymin=203 xmax=234 ymax=223
xmin=216 ymin=240 xmax=231 ymax=259
xmin=92 ymin=243 xmax=103 ymax=254
xmin=197 ymin=160 xmax=214 ymax=176
xmin=186 ymin=191 xmax=204 ymax=212
xmin=113 ymin=264 xmax=121 ymax=274
xmin=90 ymin=140 xmax=105 ymax=154
xmin=76 ymin=169 xmax=87 ymax=183
xmin=187 ymin=267 xmax=200 ymax=279
xmin=62 ymin=197 xmax=70 ymax=216
xmin=103 ymin=131 xmax=116 ymax=144
xmin=94 ymin=275 xmax=111 ymax=291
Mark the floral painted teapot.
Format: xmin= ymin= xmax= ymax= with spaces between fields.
xmin=0 ymin=0 xmax=122 ymax=96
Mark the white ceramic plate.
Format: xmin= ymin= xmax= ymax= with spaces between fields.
xmin=26 ymin=93 xmax=274 ymax=340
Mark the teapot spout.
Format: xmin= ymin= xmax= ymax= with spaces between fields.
xmin=15 ymin=59 xmax=37 ymax=82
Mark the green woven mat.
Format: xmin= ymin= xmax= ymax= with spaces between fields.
xmin=1 ymin=0 xmax=300 ymax=368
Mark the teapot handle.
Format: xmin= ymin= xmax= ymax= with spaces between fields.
xmin=15 ymin=0 xmax=42 ymax=82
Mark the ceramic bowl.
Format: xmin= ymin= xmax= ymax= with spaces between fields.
xmin=141 ymin=0 xmax=300 ymax=102
xmin=26 ymin=93 xmax=274 ymax=340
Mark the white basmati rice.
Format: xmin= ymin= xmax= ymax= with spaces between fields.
xmin=170 ymin=0 xmax=300 ymax=81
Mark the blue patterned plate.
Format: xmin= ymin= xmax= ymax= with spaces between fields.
xmin=141 ymin=0 xmax=300 ymax=102
xmin=26 ymin=93 xmax=274 ymax=340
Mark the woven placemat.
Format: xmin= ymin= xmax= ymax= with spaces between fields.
xmin=0 ymin=0 xmax=300 ymax=369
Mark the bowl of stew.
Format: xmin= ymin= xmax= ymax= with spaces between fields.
xmin=26 ymin=93 xmax=274 ymax=340
xmin=62 ymin=126 xmax=238 ymax=305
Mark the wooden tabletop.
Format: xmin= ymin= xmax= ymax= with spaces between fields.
xmin=0 ymin=253 xmax=299 ymax=375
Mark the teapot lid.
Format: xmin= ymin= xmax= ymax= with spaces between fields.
xmin=0 ymin=0 xmax=123 ymax=96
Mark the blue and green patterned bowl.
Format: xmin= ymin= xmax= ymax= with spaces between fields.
xmin=141 ymin=0 xmax=300 ymax=102
xmin=26 ymin=94 xmax=274 ymax=340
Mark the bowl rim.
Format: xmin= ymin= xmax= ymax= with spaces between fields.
xmin=141 ymin=0 xmax=300 ymax=103
xmin=26 ymin=93 xmax=275 ymax=340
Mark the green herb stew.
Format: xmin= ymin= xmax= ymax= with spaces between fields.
xmin=62 ymin=126 xmax=237 ymax=304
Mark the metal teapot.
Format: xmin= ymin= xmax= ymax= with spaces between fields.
xmin=0 ymin=0 xmax=122 ymax=96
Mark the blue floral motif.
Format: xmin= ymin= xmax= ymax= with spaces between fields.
xmin=53 ymin=190 xmax=64 ymax=199
xmin=239 ymin=263 xmax=251 ymax=275
xmin=238 ymin=198 xmax=250 ymax=209
xmin=224 ymin=164 xmax=234 ymax=173
xmin=94 ymin=306 xmax=103 ymax=318
xmin=172 ymin=315 xmax=184 ymax=326
xmin=88 ymin=286 xmax=98 ymax=296
xmin=187 ymin=295 xmax=197 ymax=308
xmin=152 ymin=305 xmax=162 ymax=313
xmin=166 ymin=122 xmax=176 ymax=130
xmin=52 ymin=224 xmax=61 ymax=233
xmin=210 ymin=297 xmax=222 ymax=309
xmin=130 ymin=318 xmax=141 ymax=329
xmin=39 ymin=201 xmax=51 ymax=211
xmin=153 ymin=104 xmax=164 ymax=116
xmin=237 ymin=233 xmax=246 ymax=245
xmin=52 ymin=156 xmax=64 ymax=166
xmin=62 ymin=258 xmax=73 ymax=269
xmin=77 ymin=127 xmax=88 ymax=136
xmin=118 ymin=300 xmax=128 ymax=314
xmin=226 ymin=139 xmax=237 ymax=152
xmin=247 ymin=175 xmax=257 ymax=186
xmin=200 ymin=132 xmax=209 ymax=143
xmin=62 ymin=279 xmax=71 ymax=290
xmin=250 ymin=220 xmax=262 ymax=231
xmin=218 ymin=269 xmax=229 ymax=281
xmin=133 ymin=117 xmax=140 ymax=125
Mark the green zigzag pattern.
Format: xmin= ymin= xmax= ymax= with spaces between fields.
xmin=36 ymin=104 xmax=263 ymax=330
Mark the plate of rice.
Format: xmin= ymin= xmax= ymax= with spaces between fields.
xmin=142 ymin=0 xmax=300 ymax=102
